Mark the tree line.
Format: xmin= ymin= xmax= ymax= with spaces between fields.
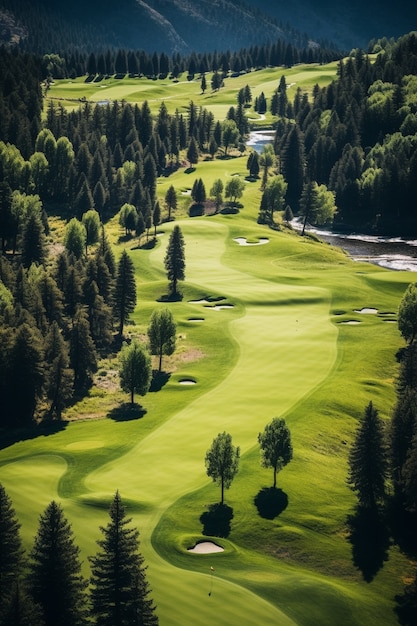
xmin=267 ymin=32 xmax=417 ymax=236
xmin=0 ymin=214 xmax=185 ymax=427
xmin=346 ymin=282 xmax=417 ymax=620
xmin=0 ymin=485 xmax=158 ymax=626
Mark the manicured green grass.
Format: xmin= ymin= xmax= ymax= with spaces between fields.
xmin=0 ymin=152 xmax=414 ymax=625
xmin=47 ymin=61 xmax=340 ymax=118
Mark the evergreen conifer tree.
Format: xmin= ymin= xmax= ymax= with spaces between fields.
xmin=348 ymin=402 xmax=388 ymax=509
xmin=0 ymin=483 xmax=25 ymax=617
xmin=26 ymin=501 xmax=88 ymax=626
xmin=89 ymin=491 xmax=159 ymax=626
xmin=69 ymin=307 xmax=98 ymax=390
xmin=112 ymin=250 xmax=137 ymax=336
xmin=164 ymin=226 xmax=185 ymax=299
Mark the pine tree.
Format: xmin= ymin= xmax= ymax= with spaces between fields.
xmin=164 ymin=185 xmax=177 ymax=220
xmin=391 ymin=387 xmax=417 ymax=486
xmin=26 ymin=501 xmax=88 ymax=626
xmin=69 ymin=307 xmax=98 ymax=391
xmin=403 ymin=433 xmax=417 ymax=512
xmin=112 ymin=250 xmax=137 ymax=336
xmin=348 ymin=402 xmax=389 ymax=509
xmin=21 ymin=212 xmax=47 ymax=267
xmin=0 ymin=483 xmax=25 ymax=617
xmin=89 ymin=491 xmax=159 ymax=626
xmin=164 ymin=226 xmax=185 ymax=299
xmin=44 ymin=321 xmax=73 ymax=416
xmin=1 ymin=582 xmax=44 ymax=626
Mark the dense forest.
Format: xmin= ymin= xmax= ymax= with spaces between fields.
xmin=1 ymin=33 xmax=417 ymax=430
xmin=271 ymin=32 xmax=417 ymax=234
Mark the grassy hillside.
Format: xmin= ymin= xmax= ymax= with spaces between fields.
xmin=46 ymin=61 xmax=340 ymax=121
xmin=0 ymin=146 xmax=414 ymax=624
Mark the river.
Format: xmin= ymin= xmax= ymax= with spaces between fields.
xmin=248 ymin=130 xmax=417 ymax=272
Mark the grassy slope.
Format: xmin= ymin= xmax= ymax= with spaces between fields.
xmin=1 ymin=70 xmax=415 ymax=625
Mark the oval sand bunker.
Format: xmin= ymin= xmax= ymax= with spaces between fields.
xmin=179 ymin=379 xmax=196 ymax=385
xmin=188 ymin=541 xmax=224 ymax=554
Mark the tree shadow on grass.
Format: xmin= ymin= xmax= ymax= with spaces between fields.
xmin=254 ymin=487 xmax=288 ymax=520
xmin=395 ymin=572 xmax=417 ymax=625
xmin=387 ymin=495 xmax=417 ymax=559
xmin=346 ymin=506 xmax=390 ymax=582
xmin=158 ymin=292 xmax=183 ymax=302
xmin=0 ymin=421 xmax=67 ymax=451
xmin=149 ymin=371 xmax=171 ymax=392
xmin=108 ymin=403 xmax=147 ymax=422
xmin=200 ymin=503 xmax=233 ymax=538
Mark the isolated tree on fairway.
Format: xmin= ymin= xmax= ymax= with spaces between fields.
xmin=205 ymin=432 xmax=240 ymax=505
xmin=113 ymin=250 xmax=137 ymax=336
xmin=258 ymin=418 xmax=293 ymax=488
xmin=0 ymin=483 xmax=25 ymax=617
xmin=27 ymin=501 xmax=88 ymax=626
xmin=119 ymin=341 xmax=152 ymax=404
xmin=348 ymin=402 xmax=389 ymax=509
xmin=164 ymin=185 xmax=177 ymax=220
xmin=164 ymin=226 xmax=185 ymax=298
xmin=225 ymin=177 xmax=245 ymax=205
xmin=89 ymin=491 xmax=159 ymax=626
xmin=398 ymin=283 xmax=417 ymax=344
xmin=147 ymin=308 xmax=176 ymax=372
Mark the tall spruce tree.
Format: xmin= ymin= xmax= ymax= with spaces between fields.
xmin=26 ymin=501 xmax=88 ymax=626
xmin=0 ymin=483 xmax=25 ymax=618
xmin=89 ymin=491 xmax=159 ymax=626
xmin=348 ymin=402 xmax=388 ymax=509
xmin=390 ymin=387 xmax=417 ymax=487
xmin=112 ymin=249 xmax=137 ymax=336
xmin=164 ymin=226 xmax=185 ymax=299
xmin=44 ymin=320 xmax=73 ymax=417
xmin=69 ymin=307 xmax=98 ymax=391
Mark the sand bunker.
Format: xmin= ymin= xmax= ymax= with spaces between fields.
xmin=187 ymin=541 xmax=224 ymax=554
xmin=179 ymin=379 xmax=196 ymax=385
xmin=211 ymin=304 xmax=234 ymax=310
xmin=188 ymin=318 xmax=205 ymax=322
xmin=354 ymin=308 xmax=378 ymax=314
xmin=338 ymin=320 xmax=361 ymax=325
xmin=233 ymin=237 xmax=269 ymax=246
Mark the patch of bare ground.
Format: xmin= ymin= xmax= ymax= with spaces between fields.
xmin=95 ymin=369 xmax=120 ymax=392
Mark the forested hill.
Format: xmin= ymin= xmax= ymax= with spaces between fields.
xmin=1 ymin=0 xmax=415 ymax=55
xmin=0 ymin=0 xmax=319 ymax=55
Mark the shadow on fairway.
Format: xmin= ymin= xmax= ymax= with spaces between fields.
xmin=108 ymin=403 xmax=147 ymax=421
xmin=387 ymin=495 xmax=417 ymax=559
xmin=0 ymin=421 xmax=67 ymax=451
xmin=200 ymin=503 xmax=234 ymax=538
xmin=158 ymin=293 xmax=183 ymax=302
xmin=149 ymin=371 xmax=171 ymax=392
xmin=346 ymin=506 xmax=390 ymax=582
xmin=254 ymin=487 xmax=288 ymax=519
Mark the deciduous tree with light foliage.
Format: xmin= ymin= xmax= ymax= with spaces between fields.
xmin=205 ymin=432 xmax=240 ymax=505
xmin=258 ymin=418 xmax=292 ymax=489
xmin=147 ymin=308 xmax=176 ymax=372
xmin=119 ymin=341 xmax=152 ymax=404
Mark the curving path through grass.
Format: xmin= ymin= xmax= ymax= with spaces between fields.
xmin=84 ymin=218 xmax=338 ymax=624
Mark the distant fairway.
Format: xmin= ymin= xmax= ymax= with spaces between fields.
xmin=0 ymin=87 xmax=413 ymax=624
xmin=47 ymin=61 xmax=340 ymax=118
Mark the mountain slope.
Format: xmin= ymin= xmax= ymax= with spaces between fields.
xmin=0 ymin=0 xmax=415 ymax=54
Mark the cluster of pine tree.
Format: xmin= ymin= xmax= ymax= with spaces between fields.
xmin=0 ymin=222 xmax=139 ymax=427
xmin=0 ymin=484 xmax=158 ymax=625
xmin=270 ymin=32 xmax=417 ymax=235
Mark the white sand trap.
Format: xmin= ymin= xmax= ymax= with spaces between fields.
xmin=339 ymin=320 xmax=361 ymax=325
xmin=354 ymin=308 xmax=378 ymax=314
xmin=188 ymin=541 xmax=224 ymax=554
xmin=179 ymin=379 xmax=196 ymax=385
xmin=188 ymin=318 xmax=205 ymax=322
xmin=189 ymin=299 xmax=213 ymax=305
xmin=212 ymin=305 xmax=233 ymax=310
xmin=234 ymin=237 xmax=269 ymax=246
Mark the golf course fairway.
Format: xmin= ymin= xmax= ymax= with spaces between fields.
xmin=0 ymin=210 xmax=413 ymax=625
